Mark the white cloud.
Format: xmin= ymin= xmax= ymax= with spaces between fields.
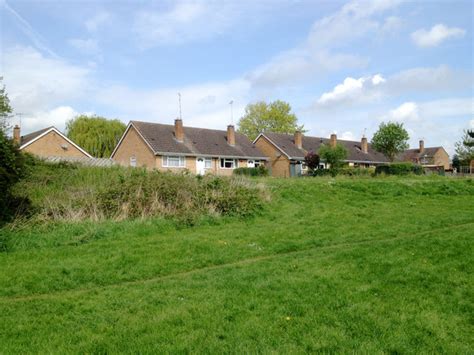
xmin=2 ymin=46 xmax=91 ymax=114
xmin=248 ymin=0 xmax=401 ymax=88
xmin=20 ymin=106 xmax=78 ymax=133
xmin=94 ymin=79 xmax=251 ymax=129
xmin=316 ymin=74 xmax=386 ymax=106
xmin=411 ymin=24 xmax=465 ymax=47
xmin=386 ymin=102 xmax=420 ymax=122
xmin=68 ymin=38 xmax=100 ymax=55
xmin=312 ymin=65 xmax=471 ymax=110
xmin=133 ymin=1 xmax=257 ymax=47
xmin=341 ymin=131 xmax=355 ymax=140
xmin=3 ymin=0 xmax=59 ymax=58
xmin=85 ymin=11 xmax=111 ymax=32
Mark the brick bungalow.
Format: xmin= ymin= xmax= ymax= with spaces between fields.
xmin=397 ymin=140 xmax=450 ymax=170
xmin=111 ymin=119 xmax=267 ymax=175
xmin=14 ymin=125 xmax=92 ymax=159
xmin=254 ymin=131 xmax=389 ymax=177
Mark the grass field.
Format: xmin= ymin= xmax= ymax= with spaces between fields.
xmin=1 ymin=176 xmax=473 ymax=353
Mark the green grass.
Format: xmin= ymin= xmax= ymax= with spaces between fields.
xmin=1 ymin=176 xmax=473 ymax=353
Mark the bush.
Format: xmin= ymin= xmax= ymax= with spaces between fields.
xmin=375 ymin=163 xmax=424 ymax=176
xmin=10 ymin=164 xmax=269 ymax=225
xmin=233 ymin=166 xmax=269 ymax=177
xmin=0 ymin=132 xmax=30 ymax=223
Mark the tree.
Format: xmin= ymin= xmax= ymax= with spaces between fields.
xmin=455 ymin=129 xmax=474 ymax=164
xmin=319 ymin=143 xmax=348 ymax=169
xmin=66 ymin=115 xmax=126 ymax=158
xmin=0 ymin=77 xmax=13 ymax=133
xmin=304 ymin=151 xmax=320 ymax=171
xmin=237 ymin=100 xmax=304 ymax=140
xmin=371 ymin=122 xmax=409 ymax=162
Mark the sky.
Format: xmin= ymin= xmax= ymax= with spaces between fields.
xmin=1 ymin=0 xmax=473 ymax=156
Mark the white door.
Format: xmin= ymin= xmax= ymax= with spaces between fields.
xmin=196 ymin=157 xmax=205 ymax=175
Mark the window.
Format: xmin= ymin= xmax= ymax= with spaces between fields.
xmin=248 ymin=160 xmax=261 ymax=168
xmin=130 ymin=156 xmax=137 ymax=167
xmin=220 ymin=158 xmax=237 ymax=169
xmin=163 ymin=156 xmax=186 ymax=168
xmin=204 ymin=158 xmax=212 ymax=169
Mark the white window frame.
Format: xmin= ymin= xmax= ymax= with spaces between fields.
xmin=162 ymin=155 xmax=186 ymax=168
xmin=219 ymin=158 xmax=238 ymax=169
xmin=130 ymin=156 xmax=137 ymax=167
xmin=204 ymin=158 xmax=212 ymax=169
xmin=247 ymin=159 xmax=261 ymax=168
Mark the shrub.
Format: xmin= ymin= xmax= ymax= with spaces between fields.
xmin=233 ymin=166 xmax=269 ymax=177
xmin=0 ymin=132 xmax=30 ymax=223
xmin=375 ymin=163 xmax=424 ymax=176
xmin=11 ymin=164 xmax=269 ymax=225
xmin=304 ymin=152 xmax=320 ymax=171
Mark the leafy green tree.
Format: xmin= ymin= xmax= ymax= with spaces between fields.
xmin=0 ymin=78 xmax=13 ymax=133
xmin=237 ymin=100 xmax=304 ymax=140
xmin=66 ymin=115 xmax=126 ymax=158
xmin=371 ymin=122 xmax=409 ymax=162
xmin=455 ymin=129 xmax=474 ymax=164
xmin=319 ymin=143 xmax=348 ymax=169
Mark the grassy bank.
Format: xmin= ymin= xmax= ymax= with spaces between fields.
xmin=0 ymin=175 xmax=473 ymax=352
xmin=6 ymin=161 xmax=267 ymax=227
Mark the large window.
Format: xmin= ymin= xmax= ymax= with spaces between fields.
xmin=163 ymin=155 xmax=186 ymax=168
xmin=220 ymin=158 xmax=237 ymax=169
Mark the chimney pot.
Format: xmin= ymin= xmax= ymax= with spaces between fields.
xmin=294 ymin=131 xmax=303 ymax=149
xmin=361 ymin=137 xmax=368 ymax=154
xmin=13 ymin=125 xmax=21 ymax=145
xmin=174 ymin=118 xmax=184 ymax=142
xmin=227 ymin=125 xmax=235 ymax=146
xmin=419 ymin=139 xmax=425 ymax=153
xmin=330 ymin=133 xmax=337 ymax=148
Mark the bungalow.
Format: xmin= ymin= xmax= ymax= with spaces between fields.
xmin=397 ymin=140 xmax=450 ymax=171
xmin=254 ymin=131 xmax=389 ymax=177
xmin=13 ymin=125 xmax=92 ymax=159
xmin=111 ymin=119 xmax=267 ymax=175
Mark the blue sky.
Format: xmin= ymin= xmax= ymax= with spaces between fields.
xmin=1 ymin=0 xmax=473 ymax=155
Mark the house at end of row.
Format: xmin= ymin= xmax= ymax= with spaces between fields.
xmin=397 ymin=140 xmax=449 ymax=170
xmin=253 ymin=131 xmax=390 ymax=177
xmin=111 ymin=119 xmax=267 ymax=175
xmin=13 ymin=125 xmax=92 ymax=159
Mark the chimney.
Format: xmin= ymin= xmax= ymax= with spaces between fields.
xmin=227 ymin=125 xmax=235 ymax=146
xmin=361 ymin=136 xmax=368 ymax=154
xmin=419 ymin=140 xmax=425 ymax=154
xmin=174 ymin=118 xmax=184 ymax=142
xmin=294 ymin=131 xmax=303 ymax=149
xmin=330 ymin=133 xmax=337 ymax=148
xmin=13 ymin=125 xmax=21 ymax=145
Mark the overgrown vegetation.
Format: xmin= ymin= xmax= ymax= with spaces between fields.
xmin=0 ymin=177 xmax=473 ymax=352
xmin=319 ymin=143 xmax=348 ymax=170
xmin=9 ymin=161 xmax=268 ymax=225
xmin=233 ymin=166 xmax=269 ymax=177
xmin=375 ymin=162 xmax=424 ymax=175
xmin=371 ymin=121 xmax=410 ymax=162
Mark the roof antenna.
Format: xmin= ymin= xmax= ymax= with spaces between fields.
xmin=363 ymin=127 xmax=367 ymax=138
xmin=178 ymin=92 xmax=182 ymax=120
xmin=229 ymin=100 xmax=234 ymax=125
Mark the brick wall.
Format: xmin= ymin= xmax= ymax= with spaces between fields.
xmin=22 ymin=131 xmax=88 ymax=158
xmin=255 ymin=136 xmax=290 ymax=177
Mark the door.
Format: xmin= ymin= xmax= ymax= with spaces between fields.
xmin=196 ymin=157 xmax=205 ymax=175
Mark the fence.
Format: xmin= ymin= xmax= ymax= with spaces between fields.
xmin=43 ymin=156 xmax=117 ymax=167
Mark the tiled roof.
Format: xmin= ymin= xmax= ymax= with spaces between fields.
xmin=262 ymin=132 xmax=390 ymax=163
xmin=20 ymin=126 xmax=54 ymax=146
xmin=397 ymin=147 xmax=442 ymax=162
xmin=131 ymin=121 xmax=267 ymax=159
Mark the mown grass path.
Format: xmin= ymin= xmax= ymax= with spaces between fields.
xmin=1 ymin=177 xmax=473 ymax=353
